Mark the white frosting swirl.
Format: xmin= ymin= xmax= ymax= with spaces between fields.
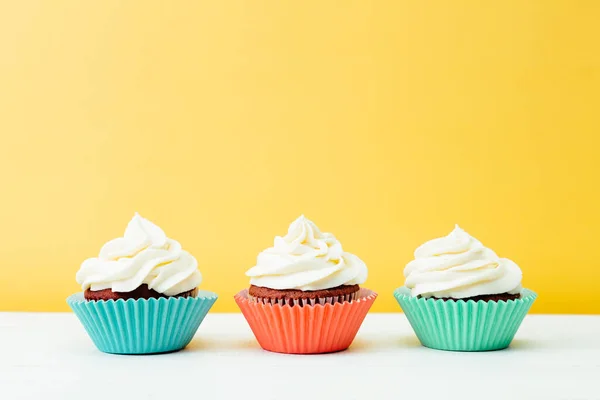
xmin=404 ymin=225 xmax=522 ymax=298
xmin=246 ymin=215 xmax=367 ymax=291
xmin=76 ymin=213 xmax=202 ymax=296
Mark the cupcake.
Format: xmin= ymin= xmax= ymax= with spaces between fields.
xmin=235 ymin=215 xmax=377 ymax=354
xmin=394 ymin=225 xmax=537 ymax=351
xmin=67 ymin=213 xmax=218 ymax=354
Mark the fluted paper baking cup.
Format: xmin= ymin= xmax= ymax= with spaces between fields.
xmin=394 ymin=286 xmax=536 ymax=351
xmin=67 ymin=291 xmax=218 ymax=354
xmin=235 ymin=288 xmax=377 ymax=354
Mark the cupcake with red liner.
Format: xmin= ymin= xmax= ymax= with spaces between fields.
xmin=235 ymin=215 xmax=377 ymax=354
xmin=67 ymin=213 xmax=217 ymax=354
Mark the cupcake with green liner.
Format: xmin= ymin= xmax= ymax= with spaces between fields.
xmin=394 ymin=225 xmax=536 ymax=351
xmin=67 ymin=213 xmax=217 ymax=354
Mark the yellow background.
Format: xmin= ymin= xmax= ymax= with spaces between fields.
xmin=1 ymin=1 xmax=598 ymax=314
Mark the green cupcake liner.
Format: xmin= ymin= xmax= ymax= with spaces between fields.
xmin=394 ymin=286 xmax=537 ymax=352
xmin=67 ymin=290 xmax=218 ymax=354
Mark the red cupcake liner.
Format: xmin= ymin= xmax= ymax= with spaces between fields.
xmin=235 ymin=288 xmax=377 ymax=354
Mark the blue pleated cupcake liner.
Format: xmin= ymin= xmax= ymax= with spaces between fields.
xmin=67 ymin=290 xmax=218 ymax=354
xmin=394 ymin=286 xmax=537 ymax=351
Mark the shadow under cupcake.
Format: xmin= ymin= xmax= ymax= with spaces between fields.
xmin=68 ymin=213 xmax=217 ymax=355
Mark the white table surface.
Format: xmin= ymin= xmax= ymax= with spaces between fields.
xmin=1 ymin=313 xmax=598 ymax=400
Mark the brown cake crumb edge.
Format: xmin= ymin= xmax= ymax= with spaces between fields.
xmin=423 ymin=292 xmax=521 ymax=303
xmin=84 ymin=284 xmax=197 ymax=301
xmin=249 ymin=284 xmax=360 ymax=301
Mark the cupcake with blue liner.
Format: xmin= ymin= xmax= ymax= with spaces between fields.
xmin=68 ymin=213 xmax=217 ymax=354
xmin=394 ymin=225 xmax=536 ymax=351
